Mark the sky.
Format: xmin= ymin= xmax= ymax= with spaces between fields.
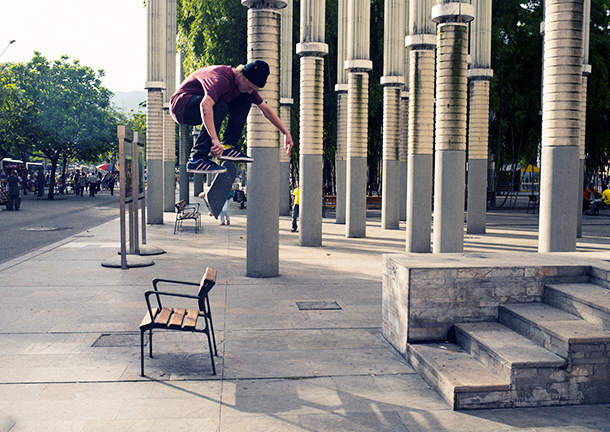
xmin=1 ymin=0 xmax=147 ymax=93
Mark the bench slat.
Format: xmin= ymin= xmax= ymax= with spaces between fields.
xmin=169 ymin=308 xmax=187 ymax=329
xmin=139 ymin=307 xmax=159 ymax=329
xmin=183 ymin=309 xmax=199 ymax=330
xmin=156 ymin=307 xmax=173 ymax=326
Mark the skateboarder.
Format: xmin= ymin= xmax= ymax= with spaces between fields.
xmin=170 ymin=60 xmax=294 ymax=174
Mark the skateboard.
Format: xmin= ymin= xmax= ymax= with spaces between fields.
xmin=203 ymin=161 xmax=237 ymax=219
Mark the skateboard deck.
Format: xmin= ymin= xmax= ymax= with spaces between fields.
xmin=203 ymin=161 xmax=237 ymax=219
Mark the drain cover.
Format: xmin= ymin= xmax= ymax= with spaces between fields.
xmin=296 ymin=301 xmax=342 ymax=311
xmin=92 ymin=333 xmax=144 ymax=347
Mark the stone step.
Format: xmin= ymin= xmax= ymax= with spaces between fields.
xmin=544 ymin=283 xmax=610 ymax=330
xmin=407 ymin=342 xmax=511 ymax=410
xmin=499 ymin=303 xmax=610 ymax=358
xmin=454 ymin=322 xmax=566 ymax=381
xmin=454 ymin=322 xmax=579 ymax=407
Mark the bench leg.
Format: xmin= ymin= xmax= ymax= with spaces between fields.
xmin=140 ymin=330 xmax=145 ymax=376
xmin=205 ymin=296 xmax=218 ymax=356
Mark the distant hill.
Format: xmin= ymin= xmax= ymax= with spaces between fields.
xmin=112 ymin=91 xmax=146 ymax=113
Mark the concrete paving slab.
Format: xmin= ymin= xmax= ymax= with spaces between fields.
xmin=1 ymin=199 xmax=610 ymax=430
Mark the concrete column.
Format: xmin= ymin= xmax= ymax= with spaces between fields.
xmin=405 ymin=0 xmax=435 ymax=253
xmin=279 ymin=0 xmax=293 ymax=217
xmin=431 ymin=2 xmax=474 ymax=254
xmin=399 ymin=90 xmax=408 ymax=222
xmin=335 ymin=89 xmax=348 ymax=224
xmin=163 ymin=0 xmax=176 ymax=213
xmin=145 ymin=0 xmax=166 ymax=224
xmin=334 ymin=0 xmax=349 ymax=225
xmin=178 ymin=52 xmax=189 ymax=204
xmin=466 ymin=0 xmax=492 ymax=234
xmin=578 ymin=0 xmax=591 ymax=238
xmin=297 ymin=0 xmax=328 ymax=246
xmin=345 ymin=0 xmax=372 ymax=238
xmin=539 ymin=0 xmax=584 ymax=253
xmin=380 ymin=0 xmax=405 ymax=230
xmin=242 ymin=0 xmax=285 ymax=277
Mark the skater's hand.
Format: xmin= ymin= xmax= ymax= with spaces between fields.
xmin=284 ymin=133 xmax=294 ymax=155
xmin=211 ymin=138 xmax=223 ymax=158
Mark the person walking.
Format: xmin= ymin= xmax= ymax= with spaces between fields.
xmin=170 ymin=60 xmax=293 ymax=174
xmin=78 ymin=172 xmax=87 ymax=197
xmin=291 ymin=181 xmax=300 ymax=233
xmin=6 ymin=170 xmax=21 ymax=211
xmin=88 ymin=172 xmax=99 ymax=197
xmin=219 ymin=187 xmax=235 ymax=226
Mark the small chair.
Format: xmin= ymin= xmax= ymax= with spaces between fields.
xmin=526 ymin=194 xmax=538 ymax=214
xmin=174 ymin=200 xmax=201 ymax=234
xmin=139 ymin=267 xmax=218 ymax=376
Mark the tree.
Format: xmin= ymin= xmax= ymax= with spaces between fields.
xmin=8 ymin=53 xmax=116 ymax=199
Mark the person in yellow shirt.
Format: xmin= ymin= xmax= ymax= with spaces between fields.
xmin=291 ymin=181 xmax=300 ymax=233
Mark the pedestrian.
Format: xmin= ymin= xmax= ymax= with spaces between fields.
xmin=88 ymin=171 xmax=99 ymax=197
xmin=219 ymin=187 xmax=235 ymax=226
xmin=6 ymin=170 xmax=21 ymax=211
xmin=169 ymin=60 xmax=293 ymax=174
xmin=36 ymin=170 xmax=44 ymax=197
xmin=108 ymin=173 xmax=115 ymax=196
xmin=78 ymin=172 xmax=87 ymax=197
xmin=291 ymin=181 xmax=300 ymax=233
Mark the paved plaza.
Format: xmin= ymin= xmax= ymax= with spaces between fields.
xmin=1 ymin=196 xmax=609 ymax=431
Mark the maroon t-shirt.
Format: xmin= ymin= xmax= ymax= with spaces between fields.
xmin=170 ymin=65 xmax=263 ymax=124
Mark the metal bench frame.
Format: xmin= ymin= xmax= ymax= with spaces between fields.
xmin=139 ymin=268 xmax=218 ymax=376
xmin=174 ymin=200 xmax=201 ymax=234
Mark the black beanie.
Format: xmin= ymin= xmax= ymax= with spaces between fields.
xmin=241 ymin=60 xmax=269 ymax=88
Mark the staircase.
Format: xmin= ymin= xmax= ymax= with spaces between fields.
xmin=407 ymin=282 xmax=610 ymax=410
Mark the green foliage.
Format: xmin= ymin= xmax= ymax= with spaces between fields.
xmin=176 ymin=0 xmax=248 ymax=75
xmin=5 ymin=53 xmax=117 ymax=198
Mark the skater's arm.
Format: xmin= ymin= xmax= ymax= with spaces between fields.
xmin=200 ymin=95 xmax=224 ymax=157
xmin=257 ymin=102 xmax=294 ymax=155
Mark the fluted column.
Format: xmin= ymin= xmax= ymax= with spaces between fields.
xmin=163 ymin=0 xmax=177 ymax=212
xmin=178 ymin=52 xmax=190 ymax=203
xmin=539 ymin=0 xmax=584 ymax=252
xmin=405 ymin=0 xmax=436 ymax=252
xmin=381 ymin=0 xmax=405 ymax=230
xmin=242 ymin=0 xmax=285 ymax=277
xmin=279 ymin=0 xmax=293 ymax=216
xmin=431 ymin=1 xmax=475 ymax=254
xmin=345 ymin=0 xmax=372 ymax=238
xmin=145 ymin=0 xmax=166 ymax=224
xmin=399 ymin=3 xmax=410 ymax=223
xmin=335 ymin=0 xmax=349 ymax=225
xmin=297 ymin=0 xmax=328 ymax=246
xmin=466 ymin=0 xmax=493 ymax=234
xmin=577 ymin=0 xmax=591 ymax=238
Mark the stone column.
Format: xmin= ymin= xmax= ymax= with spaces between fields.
xmin=405 ymin=0 xmax=436 ymax=252
xmin=335 ymin=0 xmax=349 ymax=225
xmin=163 ymin=0 xmax=177 ymax=212
xmin=242 ymin=0 xmax=285 ymax=277
xmin=466 ymin=0 xmax=493 ymax=234
xmin=145 ymin=0 xmax=166 ymax=224
xmin=399 ymin=3 xmax=410 ymax=223
xmin=178 ymin=52 xmax=190 ymax=204
xmin=297 ymin=0 xmax=328 ymax=246
xmin=279 ymin=0 xmax=293 ymax=217
xmin=345 ymin=0 xmax=372 ymax=238
xmin=431 ymin=1 xmax=474 ymax=254
xmin=578 ymin=0 xmax=591 ymax=238
xmin=380 ymin=0 xmax=405 ymax=230
xmin=539 ymin=0 xmax=583 ymax=253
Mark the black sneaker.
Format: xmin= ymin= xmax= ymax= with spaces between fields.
xmin=187 ymin=157 xmax=227 ymax=174
xmin=218 ymin=147 xmax=254 ymax=163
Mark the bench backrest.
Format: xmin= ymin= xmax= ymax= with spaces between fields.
xmin=175 ymin=200 xmax=187 ymax=213
xmin=198 ymin=267 xmax=217 ymax=309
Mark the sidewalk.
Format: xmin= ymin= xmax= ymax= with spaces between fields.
xmin=1 ymin=201 xmax=609 ymax=432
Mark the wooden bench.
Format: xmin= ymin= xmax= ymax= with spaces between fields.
xmin=324 ymin=195 xmax=337 ymax=209
xmin=526 ymin=194 xmax=538 ymax=214
xmin=139 ymin=267 xmax=218 ymax=376
xmin=174 ymin=200 xmax=201 ymax=234
xmin=366 ymin=195 xmax=382 ymax=210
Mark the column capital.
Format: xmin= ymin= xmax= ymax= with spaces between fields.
xmin=583 ymin=64 xmax=592 ymax=76
xmin=241 ymin=0 xmax=286 ymax=9
xmin=431 ymin=2 xmax=475 ymax=24
xmin=381 ymin=76 xmax=404 ymax=86
xmin=280 ymin=97 xmax=294 ymax=105
xmin=145 ymin=81 xmax=165 ymax=90
xmin=335 ymin=83 xmax=349 ymax=92
xmin=296 ymin=42 xmax=329 ymax=57
xmin=344 ymin=59 xmax=373 ymax=72
xmin=467 ymin=68 xmax=494 ymax=80
xmin=405 ymin=34 xmax=436 ymax=49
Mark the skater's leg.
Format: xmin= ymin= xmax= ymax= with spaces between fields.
xmin=187 ymin=96 xmax=229 ymax=160
xmin=221 ymin=93 xmax=253 ymax=148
